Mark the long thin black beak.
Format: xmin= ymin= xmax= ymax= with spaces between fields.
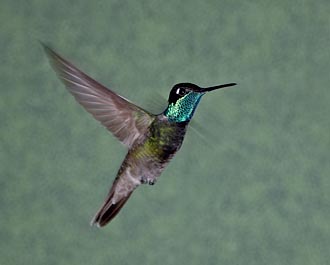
xmin=201 ymin=82 xmax=237 ymax=92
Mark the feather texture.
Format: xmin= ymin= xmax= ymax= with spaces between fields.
xmin=43 ymin=44 xmax=154 ymax=147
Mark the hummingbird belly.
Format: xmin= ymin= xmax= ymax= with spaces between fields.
xmin=133 ymin=120 xmax=188 ymax=182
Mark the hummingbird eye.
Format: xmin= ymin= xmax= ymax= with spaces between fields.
xmin=168 ymin=84 xmax=191 ymax=104
xmin=176 ymin=87 xmax=187 ymax=96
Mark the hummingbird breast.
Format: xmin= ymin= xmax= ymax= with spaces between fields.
xmin=147 ymin=116 xmax=188 ymax=162
xmin=123 ymin=116 xmax=189 ymax=184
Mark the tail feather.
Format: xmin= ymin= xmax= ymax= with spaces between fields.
xmin=90 ymin=168 xmax=141 ymax=227
xmin=91 ymin=192 xmax=133 ymax=227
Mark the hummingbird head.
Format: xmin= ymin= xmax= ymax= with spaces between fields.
xmin=164 ymin=82 xmax=236 ymax=123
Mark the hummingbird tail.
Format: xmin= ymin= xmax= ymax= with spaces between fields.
xmin=90 ymin=191 xmax=133 ymax=227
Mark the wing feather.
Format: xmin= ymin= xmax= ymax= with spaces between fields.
xmin=43 ymin=44 xmax=154 ymax=147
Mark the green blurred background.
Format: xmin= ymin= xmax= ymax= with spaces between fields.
xmin=1 ymin=0 xmax=330 ymax=264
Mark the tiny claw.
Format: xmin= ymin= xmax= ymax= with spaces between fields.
xmin=140 ymin=177 xmax=156 ymax=185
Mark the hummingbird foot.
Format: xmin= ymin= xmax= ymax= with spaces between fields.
xmin=140 ymin=177 xmax=156 ymax=185
xmin=148 ymin=180 xmax=155 ymax=185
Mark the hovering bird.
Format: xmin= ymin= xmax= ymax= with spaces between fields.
xmin=43 ymin=44 xmax=236 ymax=227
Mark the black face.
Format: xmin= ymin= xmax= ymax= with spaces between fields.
xmin=168 ymin=83 xmax=201 ymax=104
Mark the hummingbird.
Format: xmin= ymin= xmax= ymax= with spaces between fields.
xmin=43 ymin=44 xmax=236 ymax=227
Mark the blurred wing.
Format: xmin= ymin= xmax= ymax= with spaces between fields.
xmin=43 ymin=44 xmax=154 ymax=147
